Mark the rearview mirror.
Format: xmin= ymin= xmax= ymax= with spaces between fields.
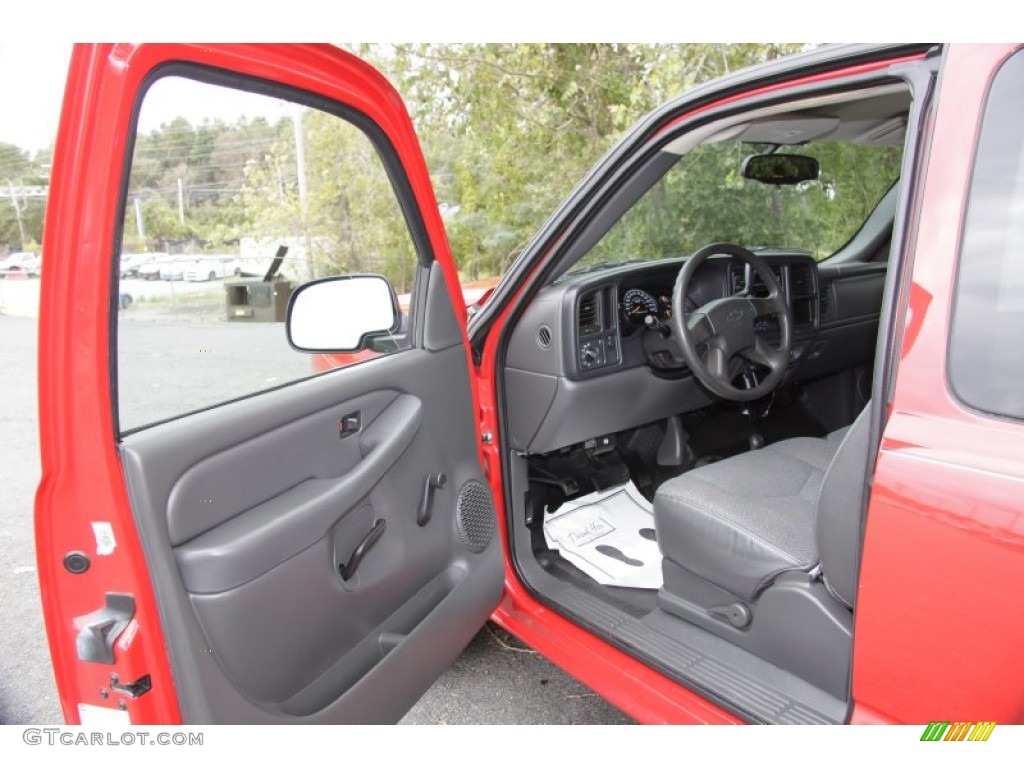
xmin=740 ymin=154 xmax=820 ymax=186
xmin=286 ymin=274 xmax=399 ymax=353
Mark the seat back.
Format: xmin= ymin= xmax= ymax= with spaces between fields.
xmin=815 ymin=402 xmax=873 ymax=608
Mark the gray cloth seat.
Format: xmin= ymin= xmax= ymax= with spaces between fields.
xmin=654 ymin=408 xmax=870 ymax=605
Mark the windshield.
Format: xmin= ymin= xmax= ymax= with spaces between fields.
xmin=574 ymin=139 xmax=901 ymax=271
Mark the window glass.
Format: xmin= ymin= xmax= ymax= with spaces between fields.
xmin=574 ymin=138 xmax=901 ymax=271
xmin=117 ymin=75 xmax=418 ymax=433
xmin=948 ymin=50 xmax=1024 ymax=421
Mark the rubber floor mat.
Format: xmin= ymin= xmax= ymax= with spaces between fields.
xmin=543 ymin=482 xmax=662 ymax=589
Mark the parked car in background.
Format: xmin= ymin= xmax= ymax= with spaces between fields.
xmin=119 ymin=253 xmax=154 ymax=278
xmin=184 ymin=255 xmax=242 ymax=282
xmin=158 ymin=258 xmax=190 ymax=281
xmin=0 ymin=251 xmax=42 ymax=276
xmin=137 ymin=252 xmax=172 ymax=280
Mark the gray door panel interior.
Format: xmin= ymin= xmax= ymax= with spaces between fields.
xmin=119 ymin=268 xmax=502 ymax=723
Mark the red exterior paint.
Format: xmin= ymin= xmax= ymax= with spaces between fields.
xmin=39 ymin=42 xmax=1024 ymax=725
xmin=850 ymin=43 xmax=1024 ymax=725
xmin=36 ymin=43 xmax=475 ymax=725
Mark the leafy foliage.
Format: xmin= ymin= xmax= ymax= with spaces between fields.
xmin=0 ymin=142 xmax=49 ymax=252
xmin=587 ymin=141 xmax=901 ymax=265
xmin=8 ymin=44 xmax=897 ymax=283
xmin=362 ymin=44 xmax=809 ymax=279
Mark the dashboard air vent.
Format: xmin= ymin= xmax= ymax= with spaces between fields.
xmin=790 ymin=263 xmax=813 ymax=296
xmin=749 ymin=266 xmax=783 ymax=297
xmin=577 ymin=292 xmax=602 ymax=336
xmin=819 ymin=288 xmax=833 ymax=321
xmin=537 ymin=325 xmax=552 ymax=348
xmin=729 ymin=265 xmax=746 ymax=294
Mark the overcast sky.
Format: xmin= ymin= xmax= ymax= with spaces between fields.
xmin=0 ymin=43 xmax=298 ymax=156
xmin=0 ymin=42 xmax=72 ymax=153
xmin=0 ymin=18 xmax=1003 ymax=156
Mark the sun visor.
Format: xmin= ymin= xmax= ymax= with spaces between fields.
xmin=738 ymin=115 xmax=840 ymax=144
xmin=853 ymin=116 xmax=907 ymax=146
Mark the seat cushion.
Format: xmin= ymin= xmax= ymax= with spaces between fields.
xmin=654 ymin=433 xmax=842 ymax=601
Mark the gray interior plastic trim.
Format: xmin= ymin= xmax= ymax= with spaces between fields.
xmin=820 ymin=272 xmax=887 ymax=329
xmin=174 ymin=395 xmax=423 ymax=593
xmin=423 ymin=261 xmax=464 ymax=352
xmin=523 ymin=366 xmax=713 ymax=454
xmin=503 ymin=369 xmax=559 ymax=452
xmin=502 ymin=457 xmax=846 ymax=723
xmin=119 ymin=269 xmax=502 ymax=723
xmin=658 ymin=563 xmax=853 ymax=700
xmin=165 ymin=389 xmax=399 ymax=546
xmin=816 ymin=404 xmax=873 ymax=607
xmin=504 ymin=294 xmax=565 ymax=376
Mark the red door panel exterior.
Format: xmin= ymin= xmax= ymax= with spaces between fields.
xmin=851 ymin=43 xmax=1024 ymax=724
xmin=36 ymin=43 xmax=470 ymax=724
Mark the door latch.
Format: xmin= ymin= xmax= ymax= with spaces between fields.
xmin=75 ymin=593 xmax=135 ymax=665
xmin=110 ymin=673 xmax=151 ymax=699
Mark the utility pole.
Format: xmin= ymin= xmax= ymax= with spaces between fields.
xmin=133 ymin=198 xmax=145 ymax=239
xmin=7 ymin=181 xmax=27 ymax=246
xmin=177 ymin=177 xmax=185 ymax=224
xmin=292 ymin=108 xmax=314 ymax=280
xmin=292 ymin=110 xmax=309 ymax=218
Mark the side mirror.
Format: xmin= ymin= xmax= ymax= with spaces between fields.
xmin=286 ymin=275 xmax=400 ymax=353
xmin=740 ymin=153 xmax=820 ymax=186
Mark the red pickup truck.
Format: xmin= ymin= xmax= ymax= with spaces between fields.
xmin=36 ymin=43 xmax=1023 ymax=725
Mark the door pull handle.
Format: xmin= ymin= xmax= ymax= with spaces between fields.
xmin=417 ymin=473 xmax=447 ymax=526
xmin=338 ymin=520 xmax=386 ymax=581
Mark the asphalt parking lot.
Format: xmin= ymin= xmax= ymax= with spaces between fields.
xmin=0 ymin=291 xmax=633 ymax=725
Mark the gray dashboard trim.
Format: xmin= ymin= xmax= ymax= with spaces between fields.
xmin=515 ymin=365 xmax=713 ymax=454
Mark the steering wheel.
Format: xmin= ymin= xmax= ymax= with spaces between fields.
xmin=670 ymin=243 xmax=792 ymax=401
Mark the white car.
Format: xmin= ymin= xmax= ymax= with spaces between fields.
xmin=158 ymin=257 xmax=195 ymax=281
xmin=0 ymin=251 xmax=41 ymax=276
xmin=138 ymin=253 xmax=172 ymax=281
xmin=119 ymin=252 xmax=154 ymax=278
xmin=184 ymin=255 xmax=242 ymax=282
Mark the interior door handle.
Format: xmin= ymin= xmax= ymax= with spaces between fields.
xmin=417 ymin=473 xmax=447 ymax=526
xmin=338 ymin=520 xmax=386 ymax=581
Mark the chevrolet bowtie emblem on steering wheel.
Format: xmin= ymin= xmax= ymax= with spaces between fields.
xmin=726 ymin=309 xmax=744 ymax=323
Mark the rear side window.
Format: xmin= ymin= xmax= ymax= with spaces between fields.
xmin=948 ymin=49 xmax=1024 ymax=421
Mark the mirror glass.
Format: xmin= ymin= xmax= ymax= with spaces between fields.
xmin=740 ymin=153 xmax=820 ymax=185
xmin=287 ymin=275 xmax=397 ymax=352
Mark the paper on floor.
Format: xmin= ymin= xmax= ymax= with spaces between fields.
xmin=543 ymin=481 xmax=662 ymax=590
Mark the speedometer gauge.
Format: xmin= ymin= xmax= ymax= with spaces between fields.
xmin=622 ymin=289 xmax=658 ymax=320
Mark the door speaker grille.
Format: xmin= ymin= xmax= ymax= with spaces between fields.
xmin=456 ymin=481 xmax=496 ymax=554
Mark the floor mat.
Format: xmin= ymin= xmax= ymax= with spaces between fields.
xmin=543 ymin=481 xmax=662 ymax=589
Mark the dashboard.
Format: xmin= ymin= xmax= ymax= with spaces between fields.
xmin=503 ymin=251 xmax=880 ymax=454
xmin=572 ymin=252 xmax=820 ymax=376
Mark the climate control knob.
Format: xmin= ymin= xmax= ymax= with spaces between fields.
xmin=580 ymin=341 xmax=604 ymax=369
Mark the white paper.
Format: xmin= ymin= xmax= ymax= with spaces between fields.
xmin=78 ymin=703 xmax=132 ymax=726
xmin=543 ymin=481 xmax=663 ymax=589
xmin=91 ymin=521 xmax=117 ymax=556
